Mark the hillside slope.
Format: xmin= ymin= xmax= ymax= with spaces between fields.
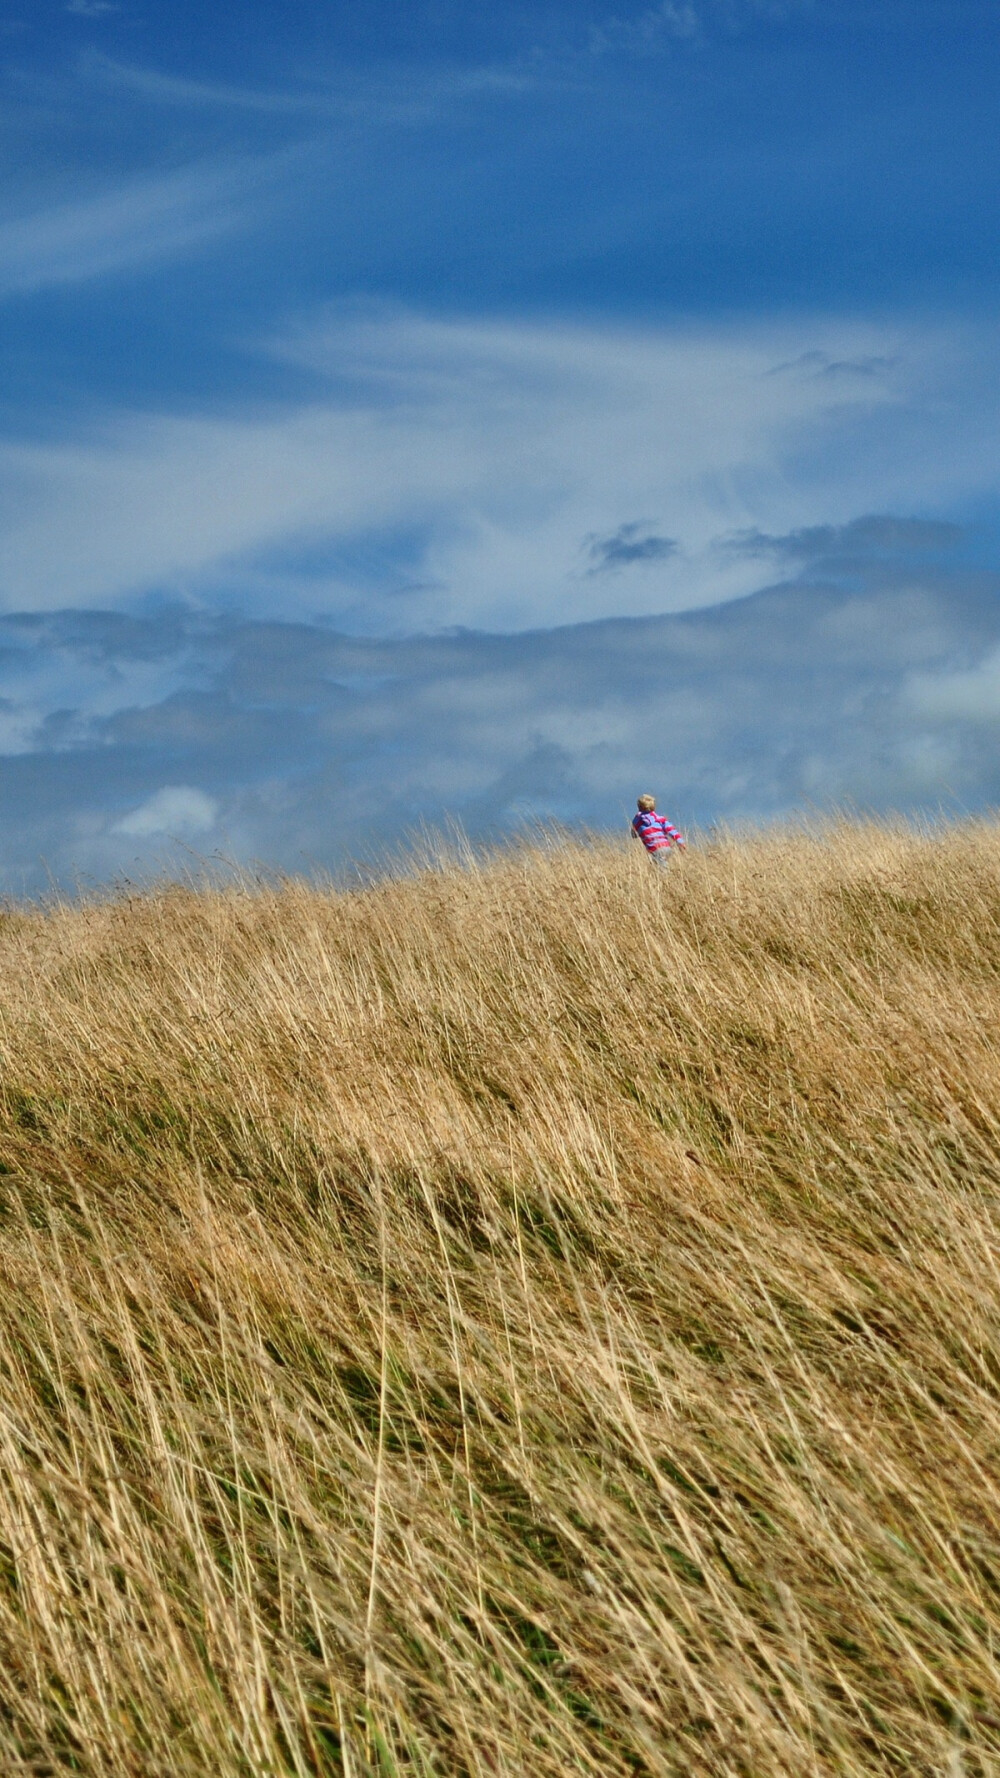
xmin=0 ymin=827 xmax=999 ymax=1774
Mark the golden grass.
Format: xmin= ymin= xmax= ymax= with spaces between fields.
xmin=0 ymin=823 xmax=998 ymax=1773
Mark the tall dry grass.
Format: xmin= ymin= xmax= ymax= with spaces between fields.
xmin=0 ymin=824 xmax=998 ymax=1773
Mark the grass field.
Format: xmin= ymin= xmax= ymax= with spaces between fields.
xmin=0 ymin=823 xmax=999 ymax=1774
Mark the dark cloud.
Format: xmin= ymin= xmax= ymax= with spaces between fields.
xmin=585 ymin=523 xmax=678 ymax=574
xmin=766 ymin=350 xmax=897 ymax=380
xmin=725 ymin=515 xmax=964 ymax=566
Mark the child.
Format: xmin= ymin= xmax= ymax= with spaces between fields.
xmin=631 ymin=794 xmax=686 ymax=862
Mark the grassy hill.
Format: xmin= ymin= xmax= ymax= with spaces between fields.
xmin=0 ymin=825 xmax=999 ymax=1775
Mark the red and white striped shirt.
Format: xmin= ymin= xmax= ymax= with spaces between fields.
xmin=632 ymin=810 xmax=684 ymax=853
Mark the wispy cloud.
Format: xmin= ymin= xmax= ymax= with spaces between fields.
xmin=66 ymin=0 xmax=120 ymax=14
xmin=83 ymin=54 xmax=331 ymax=116
xmin=590 ymin=2 xmax=702 ymax=53
xmin=0 ymin=309 xmax=985 ymax=632
xmin=83 ymin=52 xmax=538 ymax=123
xmin=589 ymin=0 xmax=811 ymax=53
xmin=0 ymin=152 xmax=290 ymax=296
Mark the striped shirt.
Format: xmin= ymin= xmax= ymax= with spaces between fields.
xmin=632 ymin=810 xmax=684 ymax=853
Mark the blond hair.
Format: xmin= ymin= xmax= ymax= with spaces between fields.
xmin=637 ymin=794 xmax=656 ymax=811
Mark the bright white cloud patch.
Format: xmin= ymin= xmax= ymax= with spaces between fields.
xmin=0 ymin=310 xmax=992 ymax=632
xmin=113 ymin=786 xmax=218 ymax=837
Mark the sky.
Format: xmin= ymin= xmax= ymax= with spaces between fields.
xmin=1 ymin=0 xmax=1000 ymax=887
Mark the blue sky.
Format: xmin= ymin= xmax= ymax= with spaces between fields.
xmin=1 ymin=0 xmax=1000 ymax=885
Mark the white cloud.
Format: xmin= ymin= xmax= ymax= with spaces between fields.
xmin=589 ymin=0 xmax=811 ymax=52
xmin=0 ymin=154 xmax=288 ymax=296
xmin=83 ymin=52 xmax=537 ymax=121
xmin=592 ymin=2 xmax=702 ymax=51
xmin=113 ymin=785 xmax=218 ymax=837
xmin=906 ymin=648 xmax=1000 ymax=724
xmin=84 ymin=56 xmax=320 ymax=114
xmin=0 ymin=309 xmax=995 ymax=631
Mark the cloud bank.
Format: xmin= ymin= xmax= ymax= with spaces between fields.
xmin=0 ymin=517 xmax=997 ymax=892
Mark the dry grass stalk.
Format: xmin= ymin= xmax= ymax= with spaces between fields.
xmin=0 ymin=823 xmax=996 ymax=1772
